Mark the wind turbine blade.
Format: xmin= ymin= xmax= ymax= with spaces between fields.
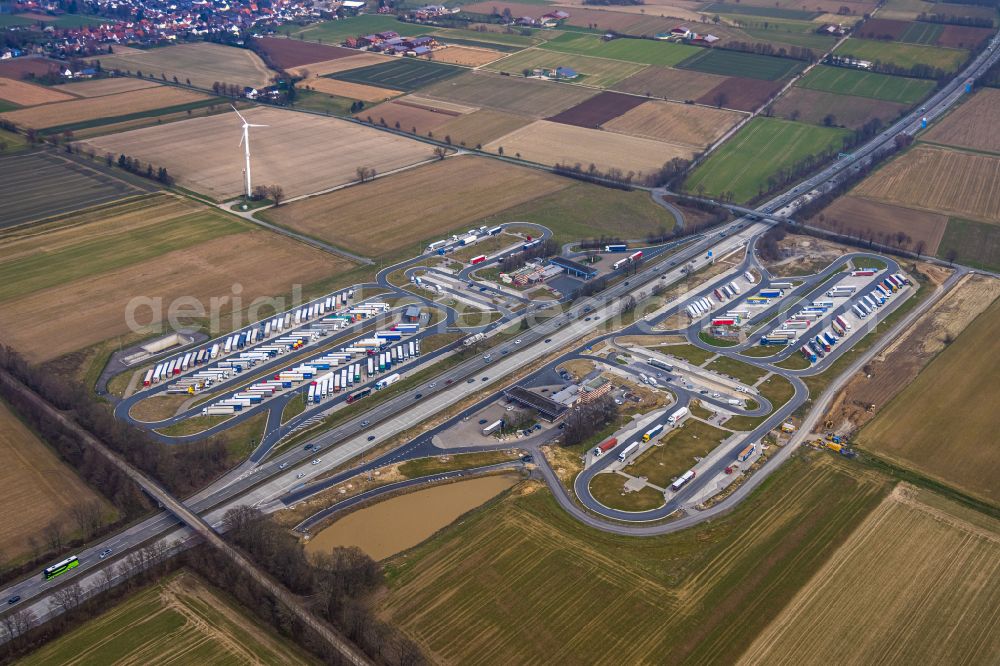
xmin=247 ymin=124 xmax=268 ymax=128
xmin=239 ymin=133 xmax=245 ymax=147
xmin=230 ymin=104 xmax=248 ymax=124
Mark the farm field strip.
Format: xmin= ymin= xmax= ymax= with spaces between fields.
xmin=772 ymin=87 xmax=909 ymax=130
xmin=546 ymin=91 xmax=647 ymax=128
xmin=695 ymin=76 xmax=784 ymax=112
xmin=0 ymin=77 xmax=76 ymax=105
xmin=538 ymin=32 xmax=701 ymax=67
xmin=330 ymin=58 xmax=465 ymax=91
xmin=56 ymin=77 xmax=162 ymax=97
xmin=740 ymin=486 xmax=1000 ymax=665
xmin=304 ymin=77 xmax=401 ymax=102
xmin=810 ymin=195 xmax=948 ymax=254
xmin=289 ymin=52 xmax=392 ymax=78
xmin=678 ymin=48 xmax=804 ymax=80
xmin=796 ymin=65 xmax=934 ymax=104
xmin=0 ymin=151 xmax=149 ymax=229
xmin=923 ymin=87 xmax=1000 ymax=155
xmin=938 ymin=217 xmax=1000 ymax=272
xmin=853 ymin=144 xmax=1000 ymax=224
xmin=434 ymin=109 xmax=533 ymax=148
xmin=420 ymin=71 xmax=598 ymax=118
xmin=78 ymin=106 xmax=436 ymax=200
xmin=0 ymin=399 xmax=115 ymax=564
xmin=603 ymin=100 xmax=745 ymax=149
xmin=485 ymin=48 xmax=648 ymax=88
xmin=100 ymin=42 xmax=276 ymax=90
xmin=833 ymin=38 xmax=968 ymax=72
xmin=425 ymin=45 xmax=506 ymax=67
xmin=255 ymin=36 xmax=357 ymax=69
xmin=611 ymin=65 xmax=728 ymax=101
xmin=0 ymin=86 xmax=211 ymax=130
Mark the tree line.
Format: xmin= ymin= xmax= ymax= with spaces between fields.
xmin=917 ymin=12 xmax=994 ymax=27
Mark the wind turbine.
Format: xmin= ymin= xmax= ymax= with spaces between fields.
xmin=232 ymin=105 xmax=267 ymax=199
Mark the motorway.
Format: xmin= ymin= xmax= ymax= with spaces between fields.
xmin=2 ymin=31 xmax=998 ymax=626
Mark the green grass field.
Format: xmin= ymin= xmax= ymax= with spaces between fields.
xmin=293 ymin=89 xmax=356 ymax=115
xmin=685 ymin=117 xmax=849 ymax=202
xmin=428 ymin=26 xmax=542 ymax=49
xmin=705 ymin=355 xmax=768 ymax=385
xmin=0 ymin=14 xmax=36 ymax=26
xmin=476 ymin=182 xmax=676 ymax=245
xmin=280 ymin=14 xmax=400 ymax=41
xmin=0 ymin=199 xmax=245 ymax=303
xmin=900 ymin=20 xmax=943 ymax=45
xmin=20 ymin=570 xmax=315 ymax=665
xmin=0 ymin=99 xmax=19 ymax=113
xmin=330 ymin=58 xmax=464 ymax=91
xmin=704 ymin=2 xmax=820 ymax=20
xmin=677 ymin=48 xmax=804 ymax=81
xmin=724 ymin=373 xmax=795 ymax=430
xmin=834 ymin=39 xmax=968 ymax=73
xmin=742 ymin=26 xmax=837 ymax=51
xmin=797 ymin=65 xmax=934 ymax=104
xmin=629 ymin=419 xmax=731 ymax=488
xmin=858 ymin=297 xmax=1000 ymax=505
xmin=380 ymin=452 xmax=890 ymax=665
xmin=539 ymin=32 xmax=700 ymax=67
xmin=661 ymin=343 xmax=716 ymax=366
xmin=589 ymin=472 xmax=666 ymax=511
xmin=937 ymin=217 xmax=1000 ymax=272
xmin=485 ymin=48 xmax=647 ymax=88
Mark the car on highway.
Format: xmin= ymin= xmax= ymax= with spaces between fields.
xmin=446 ymin=379 xmax=453 ymax=385
xmin=311 ymin=459 xmax=321 ymax=465
xmin=521 ymin=455 xmax=533 ymax=463
xmin=428 ymin=382 xmax=436 ymax=389
xmin=99 ymin=548 xmax=112 ymax=559
xmin=361 ymin=420 xmax=369 ymax=426
xmin=712 ymin=393 xmax=721 ymax=398
xmin=279 ymin=462 xmax=288 ymax=470
xmin=7 ymin=596 xmax=20 ymax=606
xmin=367 ymin=435 xmax=375 ymax=441
xmin=544 ymin=338 xmax=551 ymax=343
xmin=415 ymin=393 xmax=422 ymax=399
xmin=296 ymin=472 xmax=305 ymax=479
xmin=479 ymin=419 xmax=488 ymax=424
xmin=467 ymin=378 xmax=475 ymax=384
xmin=482 ymin=376 xmax=489 ymax=381
xmin=515 ymin=339 xmax=521 ymax=344
xmin=304 ymin=444 xmax=314 ymax=451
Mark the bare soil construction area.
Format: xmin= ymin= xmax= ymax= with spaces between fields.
xmin=739 ymin=485 xmax=1000 ymax=666
xmin=853 ymin=144 xmax=1000 ymax=224
xmin=857 ymin=292 xmax=1000 ymax=504
xmin=100 ymin=42 xmax=276 ymax=90
xmin=0 ymin=399 xmax=114 ymax=564
xmin=924 ymin=87 xmax=1000 ymax=154
xmin=79 ymin=106 xmax=436 ymax=200
xmin=603 ymin=99 xmax=744 ymax=150
xmin=0 ymin=86 xmax=210 ymax=130
xmin=484 ymin=120 xmax=690 ymax=175
xmin=825 ymin=272 xmax=998 ymax=435
xmin=810 ymin=195 xmax=949 ymax=254
xmin=263 ymin=156 xmax=568 ymax=258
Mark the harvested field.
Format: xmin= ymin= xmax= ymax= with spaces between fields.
xmin=358 ymin=99 xmax=463 ymax=133
xmin=740 ymin=486 xmax=1000 ymax=665
xmin=679 ymin=48 xmax=803 ymax=80
xmin=857 ymin=296 xmax=1000 ymax=504
xmin=825 ymin=273 xmax=999 ymax=435
xmin=78 ymin=106 xmax=436 ymax=200
xmin=57 ymin=77 xmax=161 ymax=97
xmin=834 ymin=38 xmax=967 ymax=73
xmin=460 ymin=1 xmax=547 ymax=19
xmin=0 ymin=195 xmax=354 ymax=361
xmin=100 ymin=42 xmax=276 ymax=90
xmin=603 ymin=100 xmax=744 ymax=149
xmin=539 ymin=32 xmax=701 ymax=67
xmin=810 ymin=195 xmax=948 ymax=254
xmin=290 ymin=52 xmax=391 ymax=78
xmin=611 ymin=65 xmax=728 ymax=101
xmin=562 ymin=7 xmax=671 ymax=33
xmin=685 ymin=117 xmax=849 ymax=202
xmin=330 ymin=58 xmax=464 ymax=92
xmin=435 ymin=109 xmax=533 ymax=148
xmin=304 ymin=77 xmax=400 ymax=102
xmin=0 ymin=77 xmax=74 ymax=105
xmin=263 ymin=156 xmax=568 ymax=258
xmin=696 ymin=75 xmax=783 ymax=111
xmin=0 ymin=399 xmax=114 ymax=564
xmin=381 ymin=453 xmax=890 ymax=665
xmin=426 ymin=45 xmax=504 ymax=66
xmin=546 ymin=91 xmax=647 ymax=128
xmin=924 ymin=87 xmax=1000 ymax=154
xmin=485 ymin=49 xmax=647 ymax=88
xmin=484 ymin=120 xmax=692 ymax=174
xmin=796 ymin=64 xmax=933 ymax=104
xmin=0 ymin=151 xmax=150 ymax=229
xmin=254 ymin=36 xmax=356 ymax=69
xmin=421 ymin=71 xmax=597 ymax=117
xmin=773 ymin=87 xmax=908 ymax=129
xmin=853 ymin=144 xmax=1000 ymax=224
xmin=937 ymin=24 xmax=994 ymax=49
xmin=20 ymin=570 xmax=315 ymax=665
xmin=0 ymin=86 xmax=211 ymax=131
xmin=0 ymin=56 xmax=61 ymax=80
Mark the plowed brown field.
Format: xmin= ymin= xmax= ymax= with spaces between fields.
xmin=740 ymin=485 xmax=1000 ymax=666
xmin=0 ymin=86 xmax=209 ymax=130
xmin=0 ymin=77 xmax=75 ymax=105
xmin=255 ymin=37 xmax=356 ymax=69
xmin=696 ymin=76 xmax=783 ymax=112
xmin=924 ymin=87 xmax=1000 ymax=154
xmin=811 ymin=195 xmax=948 ymax=254
xmin=603 ymin=100 xmax=744 ymax=149
xmin=425 ymin=45 xmax=504 ymax=66
xmin=289 ymin=52 xmax=391 ymax=78
xmin=547 ymin=91 xmax=647 ymax=128
xmin=854 ymin=145 xmax=1000 ymax=224
xmin=304 ymin=77 xmax=400 ymax=102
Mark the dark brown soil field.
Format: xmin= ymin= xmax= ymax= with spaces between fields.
xmin=546 ymin=91 xmax=647 ymax=128
xmin=855 ymin=18 xmax=910 ymax=41
xmin=810 ymin=195 xmax=948 ymax=254
xmin=696 ymin=76 xmax=782 ymax=112
xmin=938 ymin=24 xmax=994 ymax=49
xmin=255 ymin=37 xmax=358 ymax=69
xmin=774 ymin=87 xmax=907 ymax=130
xmin=0 ymin=56 xmax=62 ymax=80
xmin=612 ymin=66 xmax=728 ymax=101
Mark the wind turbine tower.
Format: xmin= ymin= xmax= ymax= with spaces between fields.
xmin=232 ymin=105 xmax=267 ymax=199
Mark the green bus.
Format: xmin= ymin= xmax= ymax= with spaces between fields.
xmin=43 ymin=555 xmax=79 ymax=580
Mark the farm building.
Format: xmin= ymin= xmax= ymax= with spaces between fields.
xmin=549 ymin=256 xmax=598 ymax=280
xmin=403 ymin=305 xmax=421 ymax=322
